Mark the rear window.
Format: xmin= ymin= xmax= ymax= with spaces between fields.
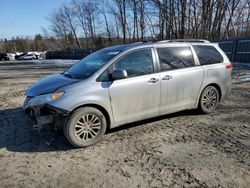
xmin=157 ymin=47 xmax=195 ymax=71
xmin=193 ymin=45 xmax=223 ymax=65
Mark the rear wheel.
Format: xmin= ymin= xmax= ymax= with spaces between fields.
xmin=198 ymin=86 xmax=219 ymax=114
xmin=64 ymin=107 xmax=107 ymax=147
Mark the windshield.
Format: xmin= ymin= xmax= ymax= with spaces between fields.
xmin=66 ymin=49 xmax=121 ymax=79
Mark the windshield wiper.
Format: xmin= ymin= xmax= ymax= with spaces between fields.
xmin=63 ymin=71 xmax=73 ymax=78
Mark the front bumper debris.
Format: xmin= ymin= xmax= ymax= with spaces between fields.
xmin=24 ymin=103 xmax=69 ymax=130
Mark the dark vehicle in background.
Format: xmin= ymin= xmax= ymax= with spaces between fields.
xmin=15 ymin=53 xmax=26 ymax=60
xmin=0 ymin=53 xmax=11 ymax=61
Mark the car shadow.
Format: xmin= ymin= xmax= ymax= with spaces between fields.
xmin=107 ymin=110 xmax=201 ymax=134
xmin=0 ymin=107 xmax=73 ymax=152
xmin=0 ymin=106 xmax=201 ymax=153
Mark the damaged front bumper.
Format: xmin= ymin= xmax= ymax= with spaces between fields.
xmin=23 ymin=96 xmax=69 ymax=130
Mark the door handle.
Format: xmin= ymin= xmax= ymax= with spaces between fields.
xmin=162 ymin=75 xmax=172 ymax=80
xmin=148 ymin=78 xmax=159 ymax=83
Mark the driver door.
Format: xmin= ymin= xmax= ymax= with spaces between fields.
xmin=108 ymin=48 xmax=161 ymax=126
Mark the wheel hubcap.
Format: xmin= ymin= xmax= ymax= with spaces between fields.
xmin=74 ymin=114 xmax=101 ymax=141
xmin=202 ymin=89 xmax=217 ymax=110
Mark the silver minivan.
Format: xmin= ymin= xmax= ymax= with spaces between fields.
xmin=23 ymin=39 xmax=232 ymax=147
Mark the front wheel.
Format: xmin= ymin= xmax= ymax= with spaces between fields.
xmin=64 ymin=107 xmax=107 ymax=147
xmin=198 ymin=86 xmax=219 ymax=114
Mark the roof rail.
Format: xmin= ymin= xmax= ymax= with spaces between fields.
xmin=131 ymin=41 xmax=153 ymax=44
xmin=131 ymin=41 xmax=143 ymax=44
xmin=167 ymin=39 xmax=210 ymax=43
xmin=131 ymin=39 xmax=210 ymax=45
xmin=155 ymin=40 xmax=170 ymax=43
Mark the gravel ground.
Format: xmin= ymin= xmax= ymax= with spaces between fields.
xmin=0 ymin=61 xmax=250 ymax=188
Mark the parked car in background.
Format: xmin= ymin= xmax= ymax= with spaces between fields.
xmin=33 ymin=52 xmax=44 ymax=59
xmin=0 ymin=53 xmax=10 ymax=61
xmin=7 ymin=53 xmax=16 ymax=60
xmin=23 ymin=39 xmax=232 ymax=147
xmin=15 ymin=53 xmax=26 ymax=60
xmin=19 ymin=54 xmax=36 ymax=60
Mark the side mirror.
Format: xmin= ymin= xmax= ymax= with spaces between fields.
xmin=111 ymin=70 xmax=127 ymax=80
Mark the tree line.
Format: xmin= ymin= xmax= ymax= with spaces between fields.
xmin=1 ymin=0 xmax=250 ymax=53
xmin=45 ymin=0 xmax=250 ymax=49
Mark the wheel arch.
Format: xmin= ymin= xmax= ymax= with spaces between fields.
xmin=71 ymin=103 xmax=111 ymax=131
xmin=206 ymin=83 xmax=222 ymax=101
xmin=196 ymin=83 xmax=222 ymax=108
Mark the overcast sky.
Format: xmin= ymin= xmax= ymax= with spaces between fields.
xmin=0 ymin=0 xmax=71 ymax=39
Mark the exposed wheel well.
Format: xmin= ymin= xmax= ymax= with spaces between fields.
xmin=72 ymin=104 xmax=111 ymax=131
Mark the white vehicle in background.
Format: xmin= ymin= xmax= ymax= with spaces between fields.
xmin=19 ymin=54 xmax=36 ymax=60
xmin=7 ymin=53 xmax=16 ymax=60
xmin=28 ymin=51 xmax=45 ymax=59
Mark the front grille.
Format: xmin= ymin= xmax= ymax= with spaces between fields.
xmin=23 ymin=96 xmax=32 ymax=108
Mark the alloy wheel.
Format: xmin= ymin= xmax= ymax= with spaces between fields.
xmin=201 ymin=88 xmax=218 ymax=110
xmin=73 ymin=114 xmax=101 ymax=141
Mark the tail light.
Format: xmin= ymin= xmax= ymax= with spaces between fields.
xmin=226 ymin=63 xmax=233 ymax=69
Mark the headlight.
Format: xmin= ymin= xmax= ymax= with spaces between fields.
xmin=51 ymin=92 xmax=64 ymax=100
xmin=28 ymin=91 xmax=64 ymax=107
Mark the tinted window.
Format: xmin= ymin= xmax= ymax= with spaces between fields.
xmin=157 ymin=47 xmax=195 ymax=71
xmin=193 ymin=45 xmax=223 ymax=65
xmin=114 ymin=49 xmax=154 ymax=78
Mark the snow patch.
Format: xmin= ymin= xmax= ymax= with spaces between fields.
xmin=32 ymin=59 xmax=78 ymax=65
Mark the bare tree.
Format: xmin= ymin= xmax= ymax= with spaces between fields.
xmin=72 ymin=0 xmax=99 ymax=48
xmin=48 ymin=9 xmax=71 ymax=49
xmin=129 ymin=0 xmax=139 ymax=41
xmin=62 ymin=4 xmax=82 ymax=48
xmin=111 ymin=0 xmax=127 ymax=43
xmin=43 ymin=0 xmax=250 ymax=50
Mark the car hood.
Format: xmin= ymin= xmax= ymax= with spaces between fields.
xmin=26 ymin=73 xmax=79 ymax=97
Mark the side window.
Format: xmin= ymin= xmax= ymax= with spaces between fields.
xmin=193 ymin=45 xmax=223 ymax=65
xmin=157 ymin=47 xmax=195 ymax=71
xmin=114 ymin=49 xmax=154 ymax=78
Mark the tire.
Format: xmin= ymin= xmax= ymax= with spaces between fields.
xmin=198 ymin=86 xmax=219 ymax=114
xmin=64 ymin=107 xmax=107 ymax=147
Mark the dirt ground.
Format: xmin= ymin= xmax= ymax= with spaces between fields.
xmin=0 ymin=61 xmax=249 ymax=188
